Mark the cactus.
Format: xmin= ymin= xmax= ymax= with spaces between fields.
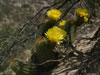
xmin=31 ymin=37 xmax=58 ymax=70
xmin=3 ymin=69 xmax=13 ymax=75
xmin=36 ymin=9 xmax=62 ymax=38
xmin=64 ymin=8 xmax=88 ymax=42
xmin=36 ymin=19 xmax=56 ymax=37
xmin=75 ymin=8 xmax=88 ymax=26
xmin=65 ymin=20 xmax=76 ymax=42
xmin=10 ymin=59 xmax=37 ymax=75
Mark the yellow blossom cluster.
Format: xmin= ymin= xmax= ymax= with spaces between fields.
xmin=45 ymin=26 xmax=67 ymax=44
xmin=45 ymin=8 xmax=89 ymax=44
xmin=59 ymin=20 xmax=67 ymax=27
xmin=76 ymin=8 xmax=88 ymax=22
xmin=47 ymin=9 xmax=62 ymax=21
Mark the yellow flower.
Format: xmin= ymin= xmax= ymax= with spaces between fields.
xmin=76 ymin=8 xmax=88 ymax=17
xmin=84 ymin=17 xmax=88 ymax=22
xmin=59 ymin=20 xmax=67 ymax=27
xmin=47 ymin=9 xmax=62 ymax=21
xmin=45 ymin=26 xmax=67 ymax=44
xmin=76 ymin=8 xmax=88 ymax=22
